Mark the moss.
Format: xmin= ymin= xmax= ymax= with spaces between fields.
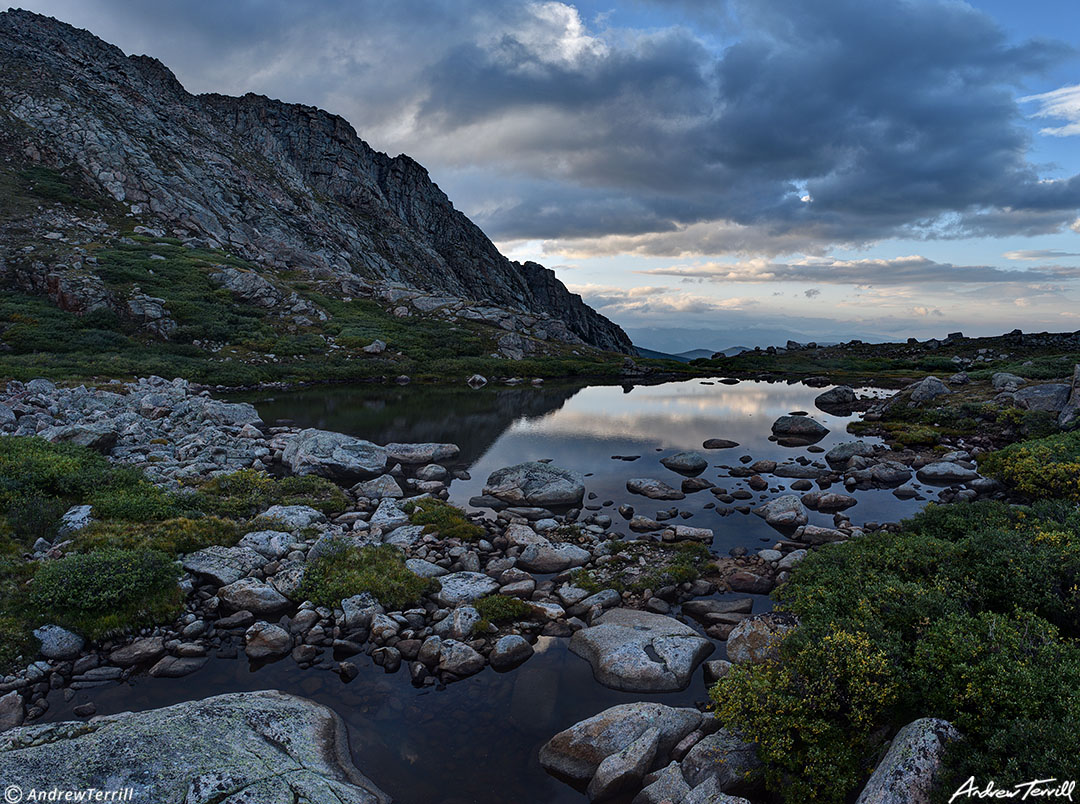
xmin=571 ymin=540 xmax=712 ymax=594
xmin=403 ymin=498 xmax=485 ymax=541
xmin=298 ymin=542 xmax=433 ymax=610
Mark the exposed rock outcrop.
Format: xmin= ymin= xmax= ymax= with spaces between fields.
xmin=0 ymin=9 xmax=632 ymax=353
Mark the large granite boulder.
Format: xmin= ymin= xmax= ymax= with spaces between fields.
xmin=660 ymin=451 xmax=709 ymax=475
xmin=680 ymin=729 xmax=762 ymax=791
xmin=570 ymin=608 xmax=714 ymax=692
xmin=915 ymin=461 xmax=978 ymax=485
xmin=483 ymin=462 xmax=586 ymax=506
xmin=32 ymin=625 xmax=84 ymax=660
xmin=0 ymin=691 xmax=389 ymax=803
xmin=539 ymin=702 xmax=704 ymax=784
xmin=855 ymin=718 xmax=961 ymax=804
xmin=1014 ymin=383 xmax=1071 ymax=413
xmin=282 ymin=428 xmax=387 ymax=481
xmin=907 ymin=376 xmax=951 ymax=404
xmin=626 ymin=478 xmax=686 ymax=500
xmin=815 ymin=385 xmax=856 ymax=409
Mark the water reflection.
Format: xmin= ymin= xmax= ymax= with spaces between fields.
xmin=239 ymin=379 xmax=919 ymax=554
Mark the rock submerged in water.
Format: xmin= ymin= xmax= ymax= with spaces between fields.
xmin=626 ymin=477 xmax=686 ymax=500
xmin=483 ymin=461 xmax=586 ymax=506
xmin=660 ymin=451 xmax=709 ymax=475
xmin=0 ymin=691 xmax=390 ymax=803
xmin=570 ymin=608 xmax=714 ymax=692
xmin=770 ymin=415 xmax=829 ymax=443
xmin=753 ymin=495 xmax=809 ymax=528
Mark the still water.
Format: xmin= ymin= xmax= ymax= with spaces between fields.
xmin=45 ymin=378 xmax=925 ymax=804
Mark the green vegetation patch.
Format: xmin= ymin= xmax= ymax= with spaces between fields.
xmin=571 ymin=540 xmax=712 ymax=594
xmin=187 ymin=468 xmax=348 ymax=518
xmin=75 ymin=516 xmax=240 ymax=555
xmin=474 ymin=593 xmax=532 ymax=631
xmin=980 ymin=430 xmax=1080 ymax=501
xmin=298 ymin=542 xmax=433 ymax=610
xmin=711 ymin=499 xmax=1080 ymax=803
xmin=30 ymin=548 xmax=182 ymax=639
xmin=402 ymin=497 xmax=485 ymax=541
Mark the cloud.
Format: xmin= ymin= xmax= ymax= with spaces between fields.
xmin=566 ymin=284 xmax=757 ymax=317
xmin=804 ymin=288 xmax=821 ymax=298
xmin=636 ymin=255 xmax=1080 ymax=286
xmin=912 ymin=306 xmax=943 ymax=317
xmin=1003 ymin=249 xmax=1080 ymax=260
xmin=1021 ymin=83 xmax=1080 ymax=137
xmin=14 ymin=0 xmax=1080 ymax=258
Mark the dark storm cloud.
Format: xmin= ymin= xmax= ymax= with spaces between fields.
xmin=16 ymin=0 xmax=1080 ymax=253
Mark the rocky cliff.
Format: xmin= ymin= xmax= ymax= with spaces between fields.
xmin=0 ymin=9 xmax=631 ymax=353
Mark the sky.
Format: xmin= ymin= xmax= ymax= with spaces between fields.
xmin=13 ymin=0 xmax=1080 ymax=350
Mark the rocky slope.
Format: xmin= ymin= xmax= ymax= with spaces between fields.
xmin=0 ymin=9 xmax=631 ymax=355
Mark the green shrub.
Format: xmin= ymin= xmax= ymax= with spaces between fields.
xmin=980 ymin=431 xmax=1080 ymax=501
xmin=911 ymin=610 xmax=1080 ymax=789
xmin=716 ymin=500 xmax=1080 ymax=802
xmin=6 ymin=492 xmax=67 ymax=541
xmin=0 ymin=615 xmax=34 ymax=670
xmin=90 ymin=477 xmax=181 ymax=521
xmin=30 ymin=548 xmax=182 ymax=638
xmin=474 ymin=594 xmax=532 ymax=628
xmin=298 ymin=543 xmax=432 ymax=610
xmin=188 ymin=469 xmax=348 ymax=518
xmin=713 ymin=629 xmax=898 ymax=803
xmin=403 ymin=498 xmax=485 ymax=541
xmin=76 ymin=517 xmax=239 ymax=555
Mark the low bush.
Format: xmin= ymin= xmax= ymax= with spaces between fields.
xmin=403 ymin=498 xmax=485 ymax=541
xmin=711 ymin=499 xmax=1080 ymax=803
xmin=979 ymin=430 xmax=1080 ymax=501
xmin=30 ymin=548 xmax=182 ymax=638
xmin=298 ymin=543 xmax=432 ymax=610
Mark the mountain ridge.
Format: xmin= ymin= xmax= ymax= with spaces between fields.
xmin=0 ymin=8 xmax=632 ymax=354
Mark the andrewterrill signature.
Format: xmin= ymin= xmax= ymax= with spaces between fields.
xmin=950 ymin=777 xmax=1077 ymax=802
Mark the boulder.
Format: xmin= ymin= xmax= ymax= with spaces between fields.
xmin=218 ymin=578 xmax=291 ymax=615
xmin=702 ymin=439 xmax=739 ymax=449
xmin=245 ymin=621 xmax=292 ymax=659
xmin=680 ymin=729 xmax=761 ymax=791
xmin=770 ymin=415 xmax=829 ymax=442
xmin=626 ymin=478 xmax=686 ymax=500
xmin=660 ymin=451 xmax=709 ymax=475
xmin=147 ymin=656 xmax=207 ymax=678
xmin=992 ymin=372 xmax=1026 ymax=391
xmin=539 ymin=702 xmax=703 ymax=784
xmin=683 ymin=777 xmax=752 ymax=804
xmin=1014 ymin=383 xmax=1071 ymax=413
xmin=855 ymin=718 xmax=961 ymax=804
xmin=517 ymin=539 xmax=591 ymax=573
xmin=32 ymin=625 xmax=84 ymax=660
xmin=0 ymin=691 xmax=389 ymax=803
xmin=352 ymin=475 xmax=404 ymax=499
xmin=38 ymin=423 xmax=118 ymax=452
xmin=633 ymin=762 xmax=691 ymax=804
xmin=434 ymin=571 xmax=501 ymax=607
xmin=754 ymin=495 xmax=809 ymax=528
xmin=815 ymin=385 xmax=856 ymax=408
xmin=587 ymin=726 xmax=660 ymax=801
xmin=56 ymin=504 xmax=94 ymax=538
xmin=109 ymin=637 xmax=166 ymax=667
xmin=438 ymin=639 xmax=485 ymax=676
xmin=385 ymin=442 xmax=460 ymax=464
xmin=490 ymin=634 xmax=534 ymax=670
xmin=907 ymin=376 xmax=950 ymax=404
xmin=259 ymin=505 xmax=327 ymax=530
xmin=825 ymin=441 xmax=874 ymax=465
xmin=726 ymin=613 xmax=798 ymax=665
xmin=916 ymin=462 xmax=978 ymax=485
xmin=237 ymin=530 xmax=292 ymax=560
xmin=570 ymin=608 xmax=714 ymax=692
xmin=0 ymin=691 xmax=24 ymax=733
xmin=282 ymin=428 xmax=387 ymax=481
xmin=483 ymin=462 xmax=586 ymax=506
xmin=182 ymin=545 xmax=265 ymax=586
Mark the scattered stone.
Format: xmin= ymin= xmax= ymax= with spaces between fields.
xmin=32 ymin=625 xmax=84 ymax=660
xmin=626 ymin=477 xmax=686 ymax=500
xmin=855 ymin=718 xmax=961 ymax=804
xmin=490 ymin=635 xmax=534 ymax=670
xmin=483 ymin=462 xmax=586 ymax=506
xmin=660 ymin=451 xmax=709 ymax=475
xmin=726 ymin=613 xmax=798 ymax=665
